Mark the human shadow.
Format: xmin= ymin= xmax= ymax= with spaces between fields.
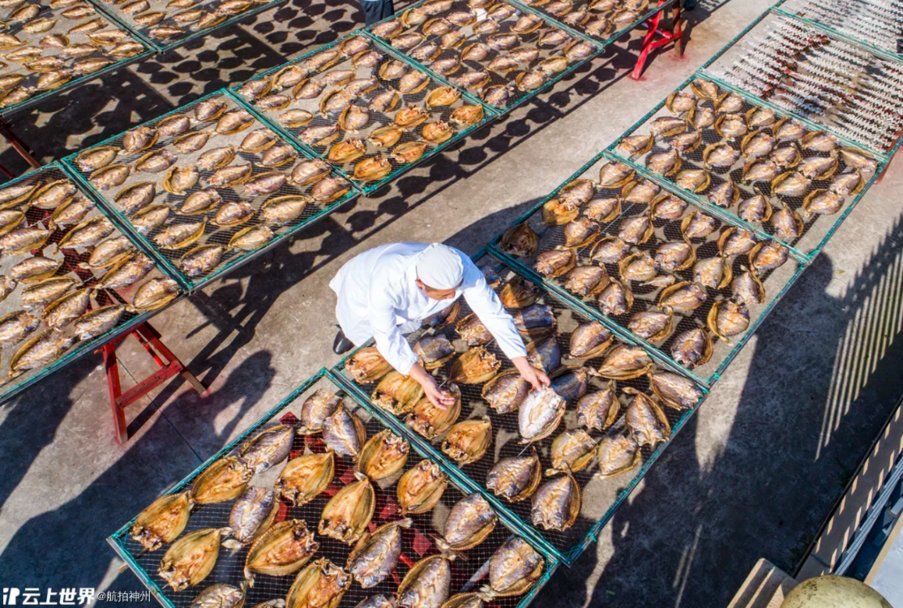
xmin=529 ymin=213 xmax=903 ymax=607
xmin=0 ymin=351 xmax=275 ymax=599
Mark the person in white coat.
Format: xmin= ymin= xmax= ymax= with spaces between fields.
xmin=330 ymin=242 xmax=550 ymax=408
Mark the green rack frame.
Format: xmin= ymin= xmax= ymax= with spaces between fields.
xmin=60 ymin=88 xmax=360 ymax=293
xmin=332 ymin=249 xmax=707 ymax=565
xmin=107 ymin=368 xmax=560 ymax=608
xmin=0 ymin=161 xmax=186 ymax=405
xmin=605 ymin=69 xmax=890 ymax=263
xmin=84 ymin=0 xmax=288 ymax=54
xmin=229 ymin=30 xmax=500 ymax=196
xmin=0 ymin=2 xmax=154 ymax=119
xmin=697 ymin=10 xmax=903 ymax=161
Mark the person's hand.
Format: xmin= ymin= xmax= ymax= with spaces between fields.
xmin=408 ymin=363 xmax=455 ymax=410
xmin=423 ymin=377 xmax=455 ymax=410
xmin=512 ymin=356 xmax=550 ymax=390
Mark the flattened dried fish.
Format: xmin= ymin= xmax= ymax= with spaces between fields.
xmin=597 ymin=434 xmax=640 ymax=477
xmin=239 ymin=423 xmax=294 ymax=473
xmin=245 ymin=519 xmax=318 ymax=581
xmin=346 ymin=518 xmax=411 ymax=588
xmin=357 ymin=429 xmax=409 ymax=482
xmin=319 ymin=474 xmax=375 ymax=544
xmin=625 ymin=388 xmax=670 ymax=447
xmin=441 ymin=416 xmax=491 ymax=465
xmin=670 ymin=327 xmax=712 ymax=368
xmin=437 ymin=494 xmax=496 ymax=554
xmin=487 ymin=450 xmax=541 ymax=502
xmin=649 ymin=371 xmax=701 ymax=410
xmin=480 ymin=537 xmax=543 ymax=599
xmin=550 ymin=429 xmax=596 ymax=473
xmin=285 ymin=559 xmax=349 ymax=608
xmin=397 ymin=555 xmax=450 ymax=608
xmin=225 ymin=487 xmax=277 ymax=547
xmin=407 ymin=384 xmax=461 ymax=439
xmin=595 ymin=344 xmax=652 ymax=380
xmin=397 ymin=460 xmax=447 ymax=515
xmin=130 ymin=491 xmax=191 ymax=551
xmin=518 ymin=387 xmax=565 ymax=443
xmin=275 ymin=451 xmax=334 ymax=507
xmin=322 ymin=406 xmax=366 ymax=458
xmin=159 ymin=528 xmax=221 ymax=592
xmin=190 ymin=456 xmax=252 ymax=504
xmin=531 ymin=471 xmax=580 ymax=531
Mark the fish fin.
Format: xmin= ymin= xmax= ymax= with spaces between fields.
xmin=398 ymin=517 xmax=413 ymax=529
xmin=222 ymin=539 xmax=242 ymax=551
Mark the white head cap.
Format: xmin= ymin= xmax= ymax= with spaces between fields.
xmin=416 ymin=243 xmax=464 ymax=290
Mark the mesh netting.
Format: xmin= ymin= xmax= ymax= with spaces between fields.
xmin=367 ymin=0 xmax=599 ymax=111
xmin=778 ymin=0 xmax=903 ymax=58
xmin=0 ymin=0 xmax=148 ymax=115
xmin=233 ymin=33 xmax=493 ymax=194
xmin=110 ymin=372 xmax=556 ymax=608
xmin=62 ymin=91 xmax=358 ymax=291
xmin=0 ymin=164 xmax=178 ymax=401
xmin=515 ymin=0 xmax=670 ymax=45
xmin=335 ymin=255 xmax=705 ymax=563
xmin=704 ymin=12 xmax=903 ymax=154
xmin=491 ymin=156 xmax=801 ymax=386
xmin=606 ymin=75 xmax=882 ymax=258
xmin=92 ymin=0 xmax=284 ymax=50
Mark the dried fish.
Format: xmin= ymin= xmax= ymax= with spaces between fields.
xmin=748 ymin=241 xmax=788 ymax=274
xmin=442 ymin=416 xmax=491 ymax=465
xmin=0 ymin=311 xmax=39 ymax=346
xmin=244 ymin=519 xmax=319 ymax=581
xmin=130 ymin=278 xmax=180 ymax=311
xmin=625 ymin=388 xmax=669 ymax=447
xmin=518 ymin=387 xmax=565 ymax=443
xmin=437 ymin=493 xmax=496 ymax=554
xmin=597 ymin=278 xmax=633 ymax=316
xmin=153 ymin=220 xmax=206 ymax=250
xmin=480 ymin=537 xmax=544 ymax=599
xmin=397 ymin=460 xmax=447 ymax=515
xmin=0 ymin=226 xmax=51 ymax=254
xmin=74 ymin=305 xmax=125 ymax=341
xmin=407 ymin=384 xmax=461 ymax=439
xmin=597 ymin=434 xmax=640 ymax=477
xmin=347 ymin=518 xmax=412 ymax=588
xmin=319 ymin=474 xmax=375 ymax=544
xmin=9 ymin=256 xmax=62 ymax=283
xmin=275 ymin=451 xmax=335 ymax=507
xmin=649 ymin=371 xmax=701 ymax=410
xmin=372 ymin=371 xmax=424 ymax=414
xmin=449 ymin=346 xmax=500 ymax=384
xmin=531 ymin=471 xmax=580 ymax=531
xmin=670 ymin=327 xmax=713 ymax=368
xmin=130 ymin=491 xmax=191 ymax=551
xmin=239 ymin=423 xmax=294 ymax=474
xmin=191 ymin=584 xmax=244 ymax=608
xmin=43 ymin=288 xmax=90 ymax=329
xmin=397 ymin=555 xmax=451 ymax=608
xmin=357 ymin=429 xmax=409 ymax=482
xmin=225 ymin=487 xmax=277 ymax=547
xmin=285 ymin=559 xmax=350 ymax=608
xmin=322 ymin=406 xmax=366 ymax=458
xmin=20 ymin=276 xmax=77 ymax=309
xmin=658 ymin=281 xmax=706 ymax=315
xmin=345 ymin=347 xmax=391 ymax=383
xmin=550 ymin=429 xmax=596 ymax=473
xmin=595 ymin=344 xmax=652 ymax=380
xmin=158 ymin=528 xmax=221 ymax=592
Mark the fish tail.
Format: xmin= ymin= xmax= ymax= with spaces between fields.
xmin=477 ymin=587 xmax=496 ymax=602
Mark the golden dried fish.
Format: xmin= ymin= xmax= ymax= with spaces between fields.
xmin=625 ymin=388 xmax=669 ymax=447
xmin=0 ymin=209 xmax=24 ymax=236
xmin=259 ymin=195 xmax=309 ymax=227
xmin=397 ymin=460 xmax=448 ymax=517
xmin=158 ymin=528 xmax=221 ymax=592
xmin=658 ymin=281 xmax=706 ymax=314
xmin=772 ymin=171 xmax=810 ymax=197
xmin=449 ymin=346 xmax=500 ymax=384
xmin=135 ymin=149 xmax=176 ymax=173
xmin=357 ymin=429 xmax=409 ymax=482
xmin=216 ymin=109 xmax=254 ymax=134
xmin=706 ymin=299 xmax=749 ymax=340
xmin=319 ymin=474 xmax=375 ymax=544
xmin=441 ymin=416 xmax=491 ymax=465
xmin=96 ymin=253 xmax=155 ymax=290
xmin=0 ymin=226 xmax=50 ymax=254
xmin=534 ymin=248 xmax=575 ymax=278
xmin=129 ymin=277 xmax=179 ymax=311
xmin=407 ymin=383 xmax=461 ymax=439
xmin=714 ymin=113 xmax=748 ymax=139
xmin=770 ymin=205 xmax=804 ymax=241
xmin=245 ymin=519 xmax=319 ymax=581
xmin=346 ymin=518 xmax=411 ymax=588
xmin=717 ymin=226 xmax=757 ymax=257
xmin=480 ymin=537 xmax=544 ymax=599
xmin=730 ymin=268 xmax=765 ymax=307
xmin=650 ymin=116 xmax=688 ymax=139
xmin=691 ymin=256 xmax=729 ymax=290
xmin=190 ymin=456 xmax=252 ymax=504
xmin=397 ymin=555 xmax=451 ymax=608
xmin=311 ymin=176 xmax=350 ymax=204
xmin=19 ymin=276 xmax=75 ymax=309
xmin=285 ymin=558 xmax=349 ymax=608
xmin=9 ymin=255 xmax=62 ymax=283
xmin=76 ymin=146 xmax=118 ymax=172
xmin=829 ymin=172 xmax=862 ymax=197
xmin=345 ymin=346 xmax=392 ymax=383
xmin=8 ymin=330 xmax=73 ymax=374
xmin=674 ymin=168 xmax=711 ymax=193
xmin=839 ymin=148 xmax=877 ymax=176
xmin=670 ymin=327 xmax=713 ymax=368
xmin=680 ymin=210 xmax=718 ymax=240
xmin=88 ymin=164 xmax=130 ymax=190
xmin=615 ymin=133 xmax=653 ymax=158
xmin=799 ymin=154 xmax=839 ymax=180
xmin=746 ymin=106 xmax=776 ymax=129
xmin=275 ymin=451 xmax=334 ymax=507
xmin=646 ymin=148 xmax=682 ymax=176
xmin=628 ymin=308 xmax=673 ymax=342
xmin=179 ymin=189 xmax=222 ymax=216
xmin=130 ymin=491 xmax=191 ymax=551
xmin=561 ymin=265 xmax=606 ymax=298
xmin=479 ymin=370 xmax=527 ymax=414
xmin=323 ymin=406 xmax=366 ymax=458
xmin=597 ymin=434 xmax=640 ymax=477
xmin=161 ymin=165 xmax=198 ymax=195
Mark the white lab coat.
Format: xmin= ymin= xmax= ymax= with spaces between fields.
xmin=330 ymin=242 xmax=527 ymax=375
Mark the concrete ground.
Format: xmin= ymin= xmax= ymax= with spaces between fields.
xmin=2 ymin=0 xmax=902 ymax=606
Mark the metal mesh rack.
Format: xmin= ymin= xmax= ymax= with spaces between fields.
xmin=0 ymin=163 xmax=182 ymax=404
xmin=232 ymin=32 xmax=495 ymax=195
xmin=109 ymin=369 xmax=559 ymax=608
xmin=0 ymin=0 xmax=151 ymax=117
xmin=775 ymin=0 xmax=903 ymax=60
xmin=87 ymin=0 xmax=286 ymax=52
xmin=367 ymin=0 xmax=602 ymax=113
xmin=486 ymin=154 xmax=803 ymax=387
xmin=333 ymin=253 xmax=707 ymax=564
xmin=604 ymin=73 xmax=884 ymax=259
xmin=62 ymin=90 xmax=359 ymax=292
xmin=515 ymin=0 xmax=675 ymax=47
xmin=702 ymin=11 xmax=903 ymax=156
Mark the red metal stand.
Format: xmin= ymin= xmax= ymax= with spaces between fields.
xmin=98 ymin=321 xmax=206 ymax=444
xmin=632 ymin=1 xmax=684 ymax=80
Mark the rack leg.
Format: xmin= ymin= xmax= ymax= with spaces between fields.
xmin=98 ymin=321 xmax=206 ymax=444
xmin=0 ymin=120 xmax=41 ymax=169
xmin=631 ymin=2 xmax=683 ymax=80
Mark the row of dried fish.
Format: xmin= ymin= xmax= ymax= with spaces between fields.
xmin=520 ymin=0 xmax=651 ymax=40
xmin=237 ymin=36 xmax=485 ymax=181
xmin=370 ymin=0 xmax=590 ymax=108
xmin=0 ymin=0 xmax=144 ymax=108
xmin=130 ymin=390 xmax=545 ymax=606
xmin=0 ymin=174 xmax=180 ymax=378
xmin=614 ymin=79 xmax=879 ymax=240
xmin=108 ymin=0 xmax=271 ymax=43
xmin=70 ymin=97 xmax=352 ymax=278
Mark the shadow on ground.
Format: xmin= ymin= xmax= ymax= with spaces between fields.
xmin=537 ymin=213 xmax=903 ymax=607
